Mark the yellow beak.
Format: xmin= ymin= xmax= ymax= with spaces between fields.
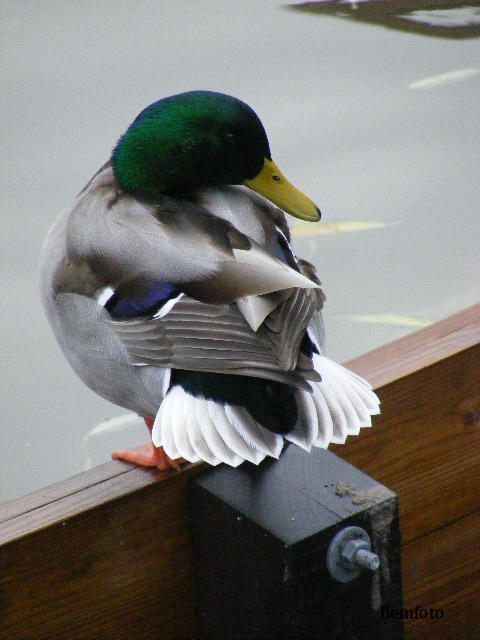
xmin=243 ymin=158 xmax=320 ymax=222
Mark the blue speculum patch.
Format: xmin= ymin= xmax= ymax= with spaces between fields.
xmin=106 ymin=281 xmax=178 ymax=318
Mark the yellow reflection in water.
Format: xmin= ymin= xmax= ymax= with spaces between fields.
xmin=291 ymin=220 xmax=394 ymax=236
xmin=344 ymin=313 xmax=434 ymax=327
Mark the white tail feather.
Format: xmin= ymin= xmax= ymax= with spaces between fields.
xmin=152 ymin=387 xmax=194 ymax=460
xmin=170 ymin=388 xmax=201 ymax=462
xmin=208 ymin=402 xmax=265 ymax=464
xmin=152 ymin=397 xmax=180 ymax=457
xmin=224 ymin=405 xmax=283 ymax=459
xmin=314 ymin=375 xmax=350 ymax=444
xmin=321 ymin=371 xmax=361 ymax=435
xmin=310 ymin=390 xmax=334 ymax=448
xmin=310 ymin=355 xmax=380 ymax=445
xmin=284 ymin=391 xmax=318 ymax=451
xmin=200 ymin=401 xmax=244 ymax=467
xmin=187 ymin=401 xmax=220 ymax=465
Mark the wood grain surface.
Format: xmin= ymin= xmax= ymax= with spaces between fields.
xmin=1 ymin=303 xmax=479 ymax=639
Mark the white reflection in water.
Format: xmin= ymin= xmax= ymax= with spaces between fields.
xmin=82 ymin=413 xmax=144 ymax=471
xmin=409 ymin=67 xmax=480 ymax=89
xmin=403 ymin=7 xmax=480 ymax=29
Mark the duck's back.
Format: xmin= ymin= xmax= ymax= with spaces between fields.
xmin=39 ymin=166 xmax=168 ymax=414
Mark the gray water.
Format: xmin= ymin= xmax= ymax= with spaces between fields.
xmin=1 ymin=1 xmax=479 ymax=502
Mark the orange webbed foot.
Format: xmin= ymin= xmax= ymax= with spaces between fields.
xmin=111 ymin=443 xmax=185 ymax=471
xmin=111 ymin=416 xmax=186 ymax=471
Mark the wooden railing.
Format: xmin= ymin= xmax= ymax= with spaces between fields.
xmin=1 ymin=303 xmax=479 ymax=640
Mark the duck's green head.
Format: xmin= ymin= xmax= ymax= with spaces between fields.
xmin=112 ymin=91 xmax=319 ymax=221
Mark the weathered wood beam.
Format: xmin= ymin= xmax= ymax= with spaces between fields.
xmin=337 ymin=303 xmax=480 ymax=637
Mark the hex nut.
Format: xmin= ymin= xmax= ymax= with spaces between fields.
xmin=341 ymin=538 xmax=370 ymax=569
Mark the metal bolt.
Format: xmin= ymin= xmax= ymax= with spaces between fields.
xmin=341 ymin=538 xmax=380 ymax=571
xmin=326 ymin=525 xmax=380 ymax=583
xmin=354 ymin=547 xmax=380 ymax=571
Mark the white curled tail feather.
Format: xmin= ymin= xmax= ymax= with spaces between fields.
xmin=151 ymin=356 xmax=380 ymax=466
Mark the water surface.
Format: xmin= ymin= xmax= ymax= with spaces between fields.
xmin=1 ymin=0 xmax=478 ymax=501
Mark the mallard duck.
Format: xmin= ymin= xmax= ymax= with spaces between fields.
xmin=40 ymin=91 xmax=379 ymax=470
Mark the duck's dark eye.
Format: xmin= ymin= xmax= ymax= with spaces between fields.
xmin=224 ymin=131 xmax=237 ymax=144
xmin=272 ymin=174 xmax=281 ymax=182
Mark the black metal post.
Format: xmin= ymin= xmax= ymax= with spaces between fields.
xmin=189 ymin=446 xmax=404 ymax=640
